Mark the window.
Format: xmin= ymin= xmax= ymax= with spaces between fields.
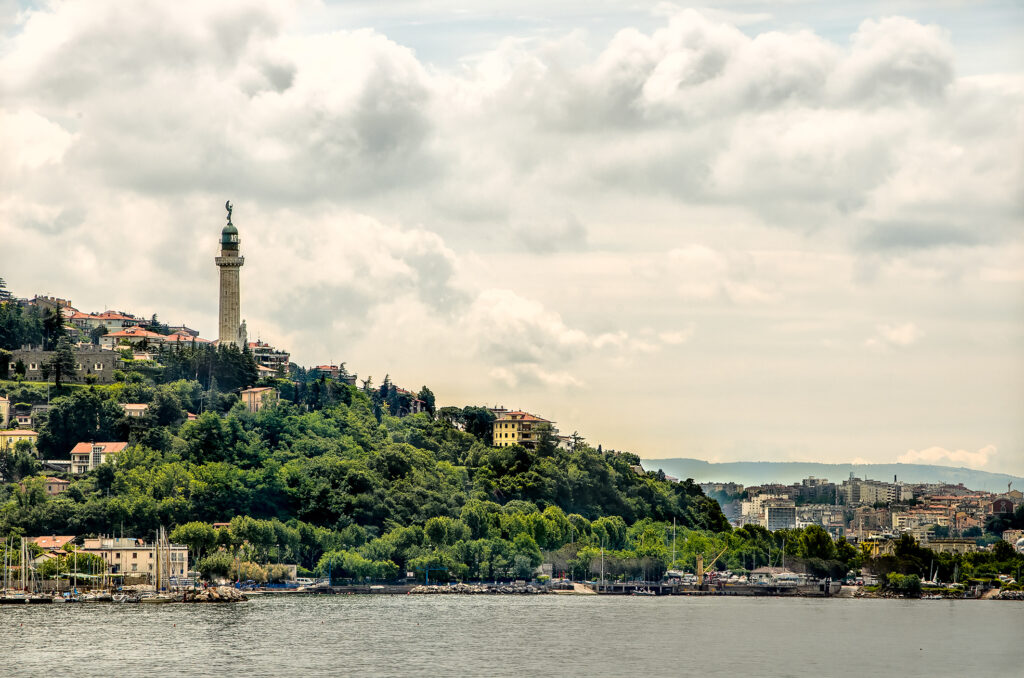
xmin=132 ymin=564 xmax=137 ymax=572
xmin=115 ymin=553 xmax=120 ymax=559
xmin=29 ymin=363 xmax=37 ymax=370
xmin=95 ymin=363 xmax=103 ymax=370
xmin=132 ymin=552 xmax=137 ymax=559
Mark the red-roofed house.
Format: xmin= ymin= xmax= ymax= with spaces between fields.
xmin=71 ymin=311 xmax=142 ymax=331
xmin=100 ymin=328 xmax=166 ymax=349
xmin=313 ymin=364 xmax=341 ymax=379
xmin=165 ymin=332 xmax=211 ymax=344
xmin=43 ymin=476 xmax=70 ymax=496
xmin=491 ymin=411 xmax=555 ymax=449
xmin=69 ymin=442 xmax=129 ymax=474
xmin=31 ymin=535 xmax=76 ymax=550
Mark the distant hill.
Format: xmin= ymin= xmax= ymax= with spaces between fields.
xmin=640 ymin=458 xmax=1024 ymax=493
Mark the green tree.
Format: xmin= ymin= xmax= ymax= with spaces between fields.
xmin=416 ymin=386 xmax=436 ymax=417
xmin=798 ymin=525 xmax=836 ymax=561
xmin=51 ymin=336 xmax=76 ymax=388
xmin=170 ymin=521 xmax=218 ymax=562
xmin=0 ymin=440 xmax=39 ymax=481
xmin=42 ymin=306 xmax=67 ymax=351
xmin=461 ymin=406 xmax=496 ymax=443
xmin=34 ymin=389 xmax=125 ymax=457
xmin=89 ymin=325 xmax=108 ymax=345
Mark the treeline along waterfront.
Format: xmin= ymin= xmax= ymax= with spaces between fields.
xmin=2 ymin=374 xmax=1023 ymax=588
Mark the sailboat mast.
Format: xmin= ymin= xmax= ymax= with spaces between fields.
xmin=672 ymin=518 xmax=676 ymax=569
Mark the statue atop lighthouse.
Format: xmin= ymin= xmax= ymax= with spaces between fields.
xmin=216 ymin=200 xmax=246 ymax=347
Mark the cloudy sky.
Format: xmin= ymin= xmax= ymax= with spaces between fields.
xmin=3 ymin=1 xmax=1022 ymax=474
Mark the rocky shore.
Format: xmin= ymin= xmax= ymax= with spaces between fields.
xmin=409 ymin=583 xmax=547 ymax=595
xmin=182 ymin=586 xmax=248 ymax=603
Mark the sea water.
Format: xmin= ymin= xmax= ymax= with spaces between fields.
xmin=2 ymin=595 xmax=1021 ymax=676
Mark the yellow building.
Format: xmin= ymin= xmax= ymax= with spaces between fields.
xmin=0 ymin=395 xmax=9 ymax=426
xmin=0 ymin=429 xmax=38 ymax=452
xmin=240 ymin=386 xmax=278 ymax=413
xmin=491 ymin=411 xmax=553 ymax=449
xmin=81 ymin=537 xmax=189 ymax=577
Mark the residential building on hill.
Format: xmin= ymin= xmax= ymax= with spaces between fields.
xmin=0 ymin=429 xmax=37 ymax=452
xmin=491 ymin=411 xmax=554 ymax=449
xmin=166 ymin=325 xmax=199 ymax=337
xmin=311 ymin=364 xmax=356 ymax=384
xmin=68 ymin=310 xmax=143 ymax=332
xmin=42 ymin=476 xmax=70 ymax=496
xmin=249 ymin=340 xmax=289 ymax=373
xmin=30 ymin=296 xmax=74 ymax=313
xmin=69 ymin=442 xmax=128 ymax=474
xmin=122 ymin=403 xmax=149 ymax=418
xmin=100 ymin=327 xmax=166 ymax=349
xmin=10 ymin=346 xmax=122 ymax=384
xmin=165 ymin=332 xmax=212 ymax=345
xmin=31 ymin=535 xmax=75 ymax=551
xmin=0 ymin=395 xmax=9 ymax=427
xmin=240 ymin=386 xmax=278 ymax=413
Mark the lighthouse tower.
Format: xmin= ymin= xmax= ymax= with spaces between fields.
xmin=216 ymin=201 xmax=246 ymax=347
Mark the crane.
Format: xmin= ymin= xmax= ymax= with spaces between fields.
xmin=696 ymin=546 xmax=728 ymax=589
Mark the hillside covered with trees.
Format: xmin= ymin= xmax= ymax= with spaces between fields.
xmin=2 ymin=366 xmax=1019 ymax=587
xmin=1 ymin=377 xmax=736 ymax=581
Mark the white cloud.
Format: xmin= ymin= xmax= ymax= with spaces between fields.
xmin=0 ymin=2 xmax=1021 ymax=474
xmin=0 ymin=110 xmax=76 ymax=174
xmin=899 ymin=445 xmax=998 ymax=469
xmin=658 ymin=327 xmax=694 ymax=345
xmin=865 ymin=322 xmax=922 ymax=349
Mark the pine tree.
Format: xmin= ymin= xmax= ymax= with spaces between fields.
xmin=42 ymin=306 xmax=67 ymax=350
xmin=51 ymin=336 xmax=76 ymax=388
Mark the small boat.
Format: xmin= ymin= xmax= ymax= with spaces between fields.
xmin=138 ymin=593 xmax=174 ymax=604
xmin=632 ymin=587 xmax=656 ymax=596
xmin=1 ymin=593 xmax=29 ymax=604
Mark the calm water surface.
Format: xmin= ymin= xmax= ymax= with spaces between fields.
xmin=3 ymin=595 xmax=1022 ymax=676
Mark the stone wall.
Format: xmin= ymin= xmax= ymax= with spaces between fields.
xmin=10 ymin=346 xmax=123 ymax=384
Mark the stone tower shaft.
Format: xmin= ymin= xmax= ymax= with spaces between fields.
xmin=216 ymin=207 xmax=244 ymax=347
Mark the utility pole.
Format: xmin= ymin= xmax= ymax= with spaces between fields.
xmin=600 ymin=538 xmax=605 ymax=593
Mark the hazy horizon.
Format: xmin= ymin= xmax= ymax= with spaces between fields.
xmin=3 ymin=1 xmax=1022 ymax=475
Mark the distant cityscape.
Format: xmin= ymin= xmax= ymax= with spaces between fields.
xmin=692 ymin=474 xmax=1022 ymax=552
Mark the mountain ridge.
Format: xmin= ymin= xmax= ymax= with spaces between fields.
xmin=640 ymin=458 xmax=1024 ymax=493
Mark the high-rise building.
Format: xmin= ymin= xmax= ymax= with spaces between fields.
xmin=215 ymin=201 xmax=246 ymax=347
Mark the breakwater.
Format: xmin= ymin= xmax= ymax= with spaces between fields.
xmin=409 ymin=583 xmax=546 ymax=595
